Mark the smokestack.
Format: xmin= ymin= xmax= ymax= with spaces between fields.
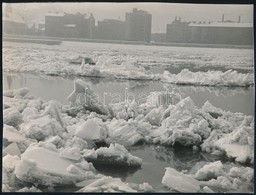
xmin=238 ymin=16 xmax=241 ymax=23
xmin=222 ymin=14 xmax=224 ymax=22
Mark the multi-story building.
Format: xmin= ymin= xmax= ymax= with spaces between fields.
xmin=125 ymin=8 xmax=152 ymax=42
xmin=166 ymin=16 xmax=253 ymax=45
xmin=188 ymin=22 xmax=253 ymax=45
xmin=45 ymin=12 xmax=95 ymax=38
xmin=96 ymin=19 xmax=125 ymax=40
xmin=45 ymin=12 xmax=64 ymax=37
xmin=166 ymin=17 xmax=190 ymax=43
xmin=3 ymin=4 xmax=28 ymax=35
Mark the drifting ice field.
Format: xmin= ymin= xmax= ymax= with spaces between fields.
xmin=2 ymin=41 xmax=254 ymax=193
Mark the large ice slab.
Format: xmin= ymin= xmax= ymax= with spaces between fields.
xmin=67 ymin=79 xmax=109 ymax=115
xmin=106 ymin=118 xmax=144 ymax=146
xmin=162 ymin=167 xmax=200 ymax=192
xmin=14 ymin=145 xmax=99 ymax=186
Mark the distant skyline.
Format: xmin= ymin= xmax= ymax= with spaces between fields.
xmin=4 ymin=3 xmax=253 ymax=33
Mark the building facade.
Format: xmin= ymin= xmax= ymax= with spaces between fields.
xmin=45 ymin=12 xmax=95 ymax=38
xmin=96 ymin=19 xmax=125 ymax=40
xmin=45 ymin=12 xmax=64 ymax=37
xmin=166 ymin=17 xmax=253 ymax=45
xmin=125 ymin=8 xmax=152 ymax=42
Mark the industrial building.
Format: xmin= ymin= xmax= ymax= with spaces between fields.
xmin=96 ymin=19 xmax=125 ymax=40
xmin=45 ymin=12 xmax=95 ymax=38
xmin=125 ymin=8 xmax=152 ymax=42
xmin=166 ymin=16 xmax=253 ymax=45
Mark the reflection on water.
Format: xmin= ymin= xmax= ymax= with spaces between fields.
xmin=3 ymin=73 xmax=253 ymax=115
xmin=125 ymin=144 xmax=227 ymax=191
xmin=92 ymin=164 xmax=141 ymax=181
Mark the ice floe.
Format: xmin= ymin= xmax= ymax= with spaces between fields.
xmin=3 ymin=43 xmax=253 ymax=86
xmin=2 ymin=86 xmax=254 ymax=192
xmin=14 ymin=144 xmax=100 ymax=186
xmin=162 ymin=167 xmax=200 ymax=192
xmin=78 ymin=176 xmax=137 ymax=192
xmin=83 ymin=143 xmax=142 ymax=167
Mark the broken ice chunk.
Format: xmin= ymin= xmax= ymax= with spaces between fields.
xmin=3 ymin=96 xmax=28 ymax=112
xmin=162 ymin=167 xmax=200 ymax=192
xmin=106 ymin=118 xmax=144 ymax=146
xmin=203 ymin=186 xmax=214 ymax=193
xmin=3 ymin=125 xmax=26 ymax=143
xmin=20 ymin=115 xmax=64 ymax=140
xmin=84 ymin=143 xmax=142 ymax=167
xmin=43 ymin=100 xmax=65 ymax=128
xmin=14 ymin=145 xmax=100 ymax=186
xmin=144 ymin=106 xmax=164 ymax=126
xmin=17 ymin=186 xmax=41 ymax=192
xmin=67 ymin=79 xmax=109 ymax=115
xmin=194 ymin=161 xmax=224 ymax=181
xmin=3 ymin=107 xmax=23 ymax=127
xmin=75 ymin=118 xmax=107 ymax=141
xmin=4 ymin=142 xmax=21 ymax=157
xmin=78 ymin=176 xmax=137 ymax=192
xmin=59 ymin=147 xmax=82 ymax=161
xmin=3 ymin=88 xmax=29 ymax=98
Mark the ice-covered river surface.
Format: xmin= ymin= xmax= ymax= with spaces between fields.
xmin=3 ymin=72 xmax=254 ymax=192
xmin=3 ymin=41 xmax=254 ymax=193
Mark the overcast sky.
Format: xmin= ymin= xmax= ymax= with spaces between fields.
xmin=5 ymin=3 xmax=253 ymax=33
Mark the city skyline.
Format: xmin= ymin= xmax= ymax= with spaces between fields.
xmin=4 ymin=3 xmax=253 ymax=33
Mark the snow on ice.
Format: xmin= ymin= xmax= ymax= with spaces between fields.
xmin=162 ymin=167 xmax=200 ymax=192
xmin=2 ymin=85 xmax=254 ymax=192
xmin=3 ymin=44 xmax=253 ymax=87
xmin=83 ymin=143 xmax=142 ymax=167
xmin=163 ymin=69 xmax=253 ymax=87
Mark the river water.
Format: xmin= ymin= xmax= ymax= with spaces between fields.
xmin=3 ymin=72 xmax=254 ymax=115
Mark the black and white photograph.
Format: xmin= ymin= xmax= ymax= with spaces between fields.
xmin=2 ymin=2 xmax=254 ymax=193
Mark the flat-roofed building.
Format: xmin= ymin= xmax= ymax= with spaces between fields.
xmin=188 ymin=22 xmax=253 ymax=45
xmin=125 ymin=8 xmax=152 ymax=42
xmin=45 ymin=12 xmax=95 ymax=38
xmin=166 ymin=17 xmax=253 ymax=45
xmin=96 ymin=19 xmax=125 ymax=40
xmin=45 ymin=12 xmax=64 ymax=37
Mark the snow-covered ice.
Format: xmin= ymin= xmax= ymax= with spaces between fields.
xmin=3 ymin=42 xmax=253 ymax=87
xmin=78 ymin=176 xmax=137 ymax=192
xmin=2 ymin=85 xmax=254 ymax=192
xmin=162 ymin=167 xmax=200 ymax=192
xmin=14 ymin=144 xmax=100 ymax=186
xmin=163 ymin=69 xmax=253 ymax=87
xmin=84 ymin=143 xmax=142 ymax=167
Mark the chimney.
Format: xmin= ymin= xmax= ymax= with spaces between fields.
xmin=222 ymin=14 xmax=224 ymax=22
xmin=238 ymin=16 xmax=241 ymax=23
